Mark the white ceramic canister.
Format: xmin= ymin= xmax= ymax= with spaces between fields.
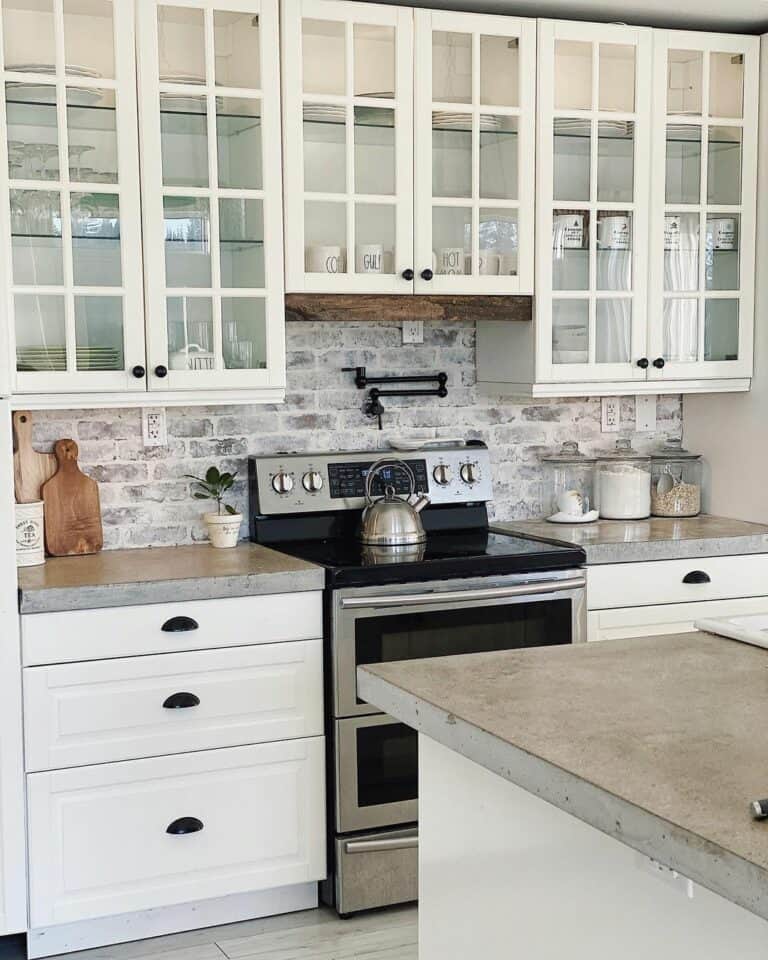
xmin=307 ymin=245 xmax=344 ymax=274
xmin=15 ymin=500 xmax=45 ymax=566
xmin=356 ymin=243 xmax=384 ymax=274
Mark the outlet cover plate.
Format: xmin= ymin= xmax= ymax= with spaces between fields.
xmin=142 ymin=407 xmax=167 ymax=447
xmin=601 ymin=397 xmax=621 ymax=432
xmin=402 ymin=320 xmax=424 ymax=344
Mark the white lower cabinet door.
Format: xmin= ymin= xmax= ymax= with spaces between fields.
xmin=27 ymin=738 xmax=326 ymax=927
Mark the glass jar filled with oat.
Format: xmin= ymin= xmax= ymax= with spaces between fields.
xmin=650 ymin=439 xmax=703 ymax=518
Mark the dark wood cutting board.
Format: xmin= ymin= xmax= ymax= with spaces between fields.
xmin=13 ymin=410 xmax=57 ymax=503
xmin=42 ymin=439 xmax=103 ymax=556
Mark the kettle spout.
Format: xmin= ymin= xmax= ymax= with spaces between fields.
xmin=410 ymin=494 xmax=430 ymax=514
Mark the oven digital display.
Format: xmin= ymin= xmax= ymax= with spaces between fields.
xmin=328 ymin=460 xmax=429 ymax=499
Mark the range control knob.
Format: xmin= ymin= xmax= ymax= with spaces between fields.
xmin=432 ymin=464 xmax=452 ymax=486
xmin=460 ymin=461 xmax=480 ymax=485
xmin=271 ymin=471 xmax=294 ymax=495
xmin=302 ymin=470 xmax=324 ymax=493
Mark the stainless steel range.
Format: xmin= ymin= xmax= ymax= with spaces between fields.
xmin=249 ymin=441 xmax=586 ymax=916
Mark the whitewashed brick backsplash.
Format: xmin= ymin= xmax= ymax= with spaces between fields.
xmin=30 ymin=319 xmax=683 ymax=549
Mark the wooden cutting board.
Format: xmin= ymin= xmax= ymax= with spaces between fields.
xmin=42 ymin=439 xmax=103 ymax=557
xmin=13 ymin=410 xmax=57 ymax=503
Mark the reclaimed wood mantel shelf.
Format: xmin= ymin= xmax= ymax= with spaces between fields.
xmin=284 ymin=294 xmax=532 ymax=324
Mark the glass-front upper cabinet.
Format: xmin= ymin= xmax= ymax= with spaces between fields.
xmin=648 ymin=31 xmax=758 ymax=382
xmin=137 ymin=0 xmax=285 ymax=392
xmin=281 ymin=0 xmax=413 ymax=294
xmin=535 ymin=20 xmax=652 ymax=384
xmin=0 ymin=0 xmax=144 ymax=394
xmin=413 ymin=9 xmax=535 ymax=294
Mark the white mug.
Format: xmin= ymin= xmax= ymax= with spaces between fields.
xmin=553 ymin=214 xmax=584 ymax=250
xmin=308 ymin=244 xmax=344 ymax=274
xmin=708 ymin=217 xmax=737 ymax=251
xmin=664 ymin=215 xmax=698 ymax=251
xmin=597 ymin=215 xmax=631 ymax=250
xmin=479 ymin=249 xmax=499 ymax=275
xmin=15 ymin=500 xmax=44 ymax=567
xmin=356 ymin=244 xmax=384 ymax=274
xmin=498 ymin=252 xmax=518 ymax=276
xmin=437 ymin=247 xmax=465 ymax=275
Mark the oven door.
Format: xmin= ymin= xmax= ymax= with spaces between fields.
xmin=332 ymin=569 xmax=586 ymax=718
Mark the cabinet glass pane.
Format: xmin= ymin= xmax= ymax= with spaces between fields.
xmin=596 ymin=211 xmax=631 ymax=291
xmin=433 ymin=206 xmax=470 ymax=275
xmin=709 ymin=52 xmax=744 ymax=119
xmin=479 ymin=208 xmax=518 ymax=276
xmin=302 ymin=19 xmax=345 ymax=96
xmin=354 ymin=24 xmax=394 ymax=98
xmin=664 ymin=213 xmax=699 ymax=292
xmin=218 ymin=97 xmax=261 ymax=189
xmin=432 ymin=31 xmax=471 ymax=104
xmin=5 ymin=82 xmax=58 ymax=181
xmin=596 ymin=299 xmax=631 ymax=363
xmin=552 ymin=299 xmax=588 ymax=364
xmin=708 ymin=126 xmax=741 ymax=205
xmin=553 ymin=118 xmax=590 ymax=202
xmin=222 ymin=297 xmax=266 ymax=369
xmin=157 ymin=6 xmax=205 ymax=85
xmin=67 ymin=88 xmax=117 ymax=184
xmin=355 ymin=203 xmax=394 ymax=275
xmin=161 ymin=95 xmax=208 ymax=187
xmin=354 ymin=106 xmax=394 ymax=195
xmin=14 ymin=294 xmax=65 ymax=370
xmin=667 ymin=50 xmax=702 ymax=115
xmin=554 ymin=41 xmax=591 ymax=111
xmin=599 ymin=44 xmax=635 ymax=113
xmin=480 ymin=35 xmax=518 ymax=107
xmin=2 ymin=0 xmax=55 ymax=73
xmin=164 ymin=196 xmax=211 ymax=287
xmin=666 ymin=125 xmax=701 ymax=204
xmin=552 ymin=210 xmax=588 ymax=291
xmin=597 ymin=121 xmax=633 ymax=202
xmin=304 ymin=200 xmax=346 ymax=274
xmin=71 ymin=191 xmax=121 ymax=286
xmin=64 ymin=0 xmax=114 ymax=79
xmin=219 ymin=198 xmax=263 ymax=288
xmin=303 ymin=103 xmax=345 ymax=194
xmin=704 ymin=299 xmax=739 ymax=361
xmin=10 ymin=189 xmax=63 ymax=285
xmin=663 ymin=298 xmax=698 ymax=362
xmin=214 ymin=11 xmax=259 ymax=89
xmin=74 ymin=295 xmax=124 ymax=370
xmin=706 ymin=214 xmax=739 ymax=290
xmin=166 ymin=296 xmax=214 ymax=370
xmin=432 ymin=112 xmax=471 ymax=198
xmin=479 ymin=116 xmax=518 ymax=200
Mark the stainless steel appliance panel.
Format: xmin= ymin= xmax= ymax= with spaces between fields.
xmin=332 ymin=827 xmax=418 ymax=915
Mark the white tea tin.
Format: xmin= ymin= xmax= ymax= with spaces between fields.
xmin=15 ymin=500 xmax=45 ymax=567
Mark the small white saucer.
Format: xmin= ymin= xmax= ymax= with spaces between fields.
xmin=545 ymin=509 xmax=600 ymax=524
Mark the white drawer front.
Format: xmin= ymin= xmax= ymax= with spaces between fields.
xmin=27 ymin=738 xmax=326 ymax=927
xmin=21 ymin=592 xmax=323 ymax=665
xmin=24 ymin=640 xmax=323 ymax=772
xmin=587 ymin=555 xmax=768 ymax=610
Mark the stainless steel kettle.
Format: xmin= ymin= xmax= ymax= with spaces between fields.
xmin=359 ymin=459 xmax=430 ymax=546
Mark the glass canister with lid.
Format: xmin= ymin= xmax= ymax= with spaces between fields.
xmin=650 ymin=439 xmax=703 ymax=517
xmin=539 ymin=441 xmax=598 ymax=522
xmin=596 ymin=438 xmax=651 ymax=520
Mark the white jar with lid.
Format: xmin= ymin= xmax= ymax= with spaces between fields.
xmin=596 ymin=439 xmax=651 ymax=520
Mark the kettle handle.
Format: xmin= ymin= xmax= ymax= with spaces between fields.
xmin=365 ymin=458 xmax=417 ymax=506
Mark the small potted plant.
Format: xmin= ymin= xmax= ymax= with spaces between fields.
xmin=186 ymin=466 xmax=242 ymax=548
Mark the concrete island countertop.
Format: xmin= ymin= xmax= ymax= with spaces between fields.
xmin=358 ymin=632 xmax=768 ymax=922
xmin=18 ymin=543 xmax=324 ymax=613
xmin=493 ymin=514 xmax=768 ymax=564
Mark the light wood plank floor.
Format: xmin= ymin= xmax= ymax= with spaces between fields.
xmin=0 ymin=906 xmax=417 ymax=960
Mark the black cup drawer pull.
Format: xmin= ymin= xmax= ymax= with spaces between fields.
xmin=683 ymin=570 xmax=711 ymax=584
xmin=166 ymin=816 xmax=204 ymax=835
xmin=161 ymin=615 xmax=199 ymax=633
xmin=163 ymin=691 xmax=200 ymax=709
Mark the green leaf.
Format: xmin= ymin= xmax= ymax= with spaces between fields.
xmin=184 ymin=474 xmax=207 ymax=484
xmin=221 ymin=476 xmax=235 ymax=490
xmin=225 ymin=504 xmax=238 ymax=515
xmin=193 ymin=492 xmax=211 ymax=500
xmin=205 ymin=466 xmax=220 ymax=486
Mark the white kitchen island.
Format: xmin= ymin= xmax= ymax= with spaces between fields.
xmin=358 ymin=634 xmax=768 ymax=959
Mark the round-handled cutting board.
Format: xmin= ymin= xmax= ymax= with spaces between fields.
xmin=42 ymin=439 xmax=103 ymax=556
xmin=13 ymin=411 xmax=57 ymax=503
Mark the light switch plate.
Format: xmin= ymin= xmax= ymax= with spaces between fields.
xmin=601 ymin=397 xmax=621 ymax=432
xmin=635 ymin=395 xmax=657 ymax=433
xmin=142 ymin=407 xmax=167 ymax=447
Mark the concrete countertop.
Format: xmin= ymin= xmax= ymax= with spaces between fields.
xmin=18 ymin=543 xmax=324 ymax=613
xmin=493 ymin=515 xmax=768 ymax=564
xmin=359 ymin=632 xmax=768 ymax=922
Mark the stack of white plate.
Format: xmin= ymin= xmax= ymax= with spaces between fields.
xmin=16 ymin=345 xmax=121 ymax=372
xmin=303 ymin=104 xmax=345 ymax=123
xmin=6 ymin=64 xmax=103 ymax=106
xmin=553 ymin=117 xmax=591 ymax=138
xmin=432 ymin=111 xmax=501 ymax=131
xmin=160 ymin=73 xmax=206 ymax=84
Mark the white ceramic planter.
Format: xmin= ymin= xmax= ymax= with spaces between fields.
xmin=204 ymin=512 xmax=243 ymax=549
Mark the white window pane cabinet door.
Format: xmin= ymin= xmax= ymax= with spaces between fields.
xmin=648 ymin=30 xmax=758 ymax=383
xmin=0 ymin=0 xmax=145 ymax=394
xmin=281 ymin=0 xmax=413 ymax=294
xmin=414 ymin=9 xmax=535 ymax=295
xmin=137 ymin=0 xmax=285 ymax=392
xmin=535 ymin=20 xmax=652 ymax=385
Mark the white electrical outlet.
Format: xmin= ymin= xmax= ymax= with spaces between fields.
xmin=402 ymin=320 xmax=424 ymax=344
xmin=142 ymin=407 xmax=167 ymax=447
xmin=601 ymin=397 xmax=621 ymax=432
xmin=635 ymin=395 xmax=657 ymax=433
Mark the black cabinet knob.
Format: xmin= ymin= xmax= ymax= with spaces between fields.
xmin=401 ymin=268 xmax=414 ymax=281
xmin=155 ymin=364 xmax=168 ymax=378
xmin=163 ymin=691 xmax=201 ymax=709
xmin=132 ymin=365 xmax=146 ymax=379
xmin=161 ymin=615 xmax=199 ymax=633
xmin=166 ymin=816 xmax=204 ymax=835
xmin=636 ymin=357 xmax=649 ymax=369
xmin=420 ymin=268 xmax=434 ymax=281
xmin=653 ymin=357 xmax=666 ymax=369
xmin=683 ymin=570 xmax=711 ymax=585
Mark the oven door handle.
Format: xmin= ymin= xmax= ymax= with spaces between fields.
xmin=344 ymin=836 xmax=419 ymax=854
xmin=339 ymin=576 xmax=587 ymax=610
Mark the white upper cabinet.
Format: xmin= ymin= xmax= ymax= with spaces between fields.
xmin=281 ymin=0 xmax=536 ymax=295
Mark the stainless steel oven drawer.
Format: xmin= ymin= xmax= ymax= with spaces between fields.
xmin=334 ymin=827 xmax=418 ymax=915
